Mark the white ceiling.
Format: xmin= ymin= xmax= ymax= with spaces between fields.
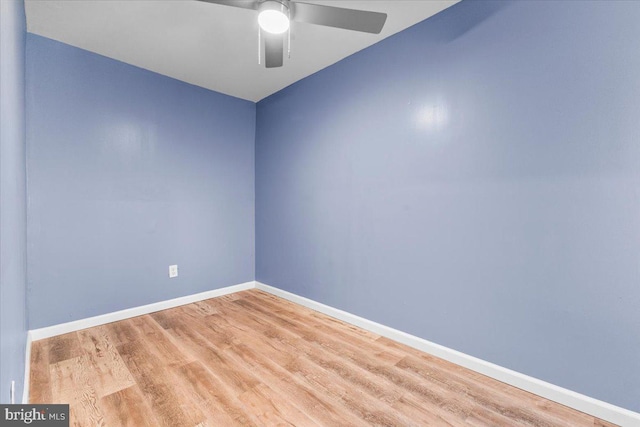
xmin=25 ymin=0 xmax=458 ymax=102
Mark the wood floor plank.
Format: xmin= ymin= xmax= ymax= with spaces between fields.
xmin=391 ymin=392 xmax=459 ymax=426
xmin=238 ymin=383 xmax=319 ymax=427
xmin=77 ymin=326 xmax=135 ymax=398
xmin=47 ymin=332 xmax=83 ymax=364
xmin=29 ymin=289 xmax=619 ymax=427
xmin=100 ymin=386 xmax=161 ymax=427
xmin=227 ymin=341 xmax=370 ymax=427
xmin=117 ymin=337 xmax=205 ymax=427
xmin=285 ymin=353 xmax=421 ymax=427
xmin=104 ymin=319 xmax=143 ymax=346
xmin=171 ymin=361 xmax=257 ymax=427
xmin=168 ymin=319 xmax=261 ymax=397
xmin=202 ymin=300 xmax=428 ymax=423
xmin=149 ymin=308 xmax=182 ymax=330
xmin=49 ymin=355 xmax=106 ymax=426
xmin=167 ymin=315 xmax=357 ymax=426
xmin=28 ymin=340 xmax=52 ymax=403
xmin=181 ymin=308 xmax=371 ymax=426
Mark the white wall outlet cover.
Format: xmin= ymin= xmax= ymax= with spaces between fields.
xmin=169 ymin=265 xmax=178 ymax=278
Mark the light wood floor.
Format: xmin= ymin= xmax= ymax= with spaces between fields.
xmin=30 ymin=289 xmax=617 ymax=426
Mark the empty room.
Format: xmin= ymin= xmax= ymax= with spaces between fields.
xmin=1 ymin=0 xmax=639 ymax=425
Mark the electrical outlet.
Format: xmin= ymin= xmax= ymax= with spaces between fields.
xmin=169 ymin=265 xmax=178 ymax=278
xmin=10 ymin=380 xmax=15 ymax=404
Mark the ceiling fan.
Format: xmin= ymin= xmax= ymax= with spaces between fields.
xmin=197 ymin=0 xmax=388 ymax=68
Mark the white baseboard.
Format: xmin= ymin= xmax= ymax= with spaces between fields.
xmin=29 ymin=281 xmax=255 ymax=342
xmin=255 ymin=281 xmax=640 ymax=427
xmin=22 ymin=331 xmax=33 ymax=404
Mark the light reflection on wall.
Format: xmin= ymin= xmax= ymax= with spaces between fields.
xmin=112 ymin=121 xmax=144 ymax=157
xmin=415 ymin=103 xmax=449 ymax=131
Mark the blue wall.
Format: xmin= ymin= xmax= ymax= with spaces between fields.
xmin=256 ymin=0 xmax=640 ymax=412
xmin=26 ymin=35 xmax=255 ymax=328
xmin=0 ymin=0 xmax=28 ymax=404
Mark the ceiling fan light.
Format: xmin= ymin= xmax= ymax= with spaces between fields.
xmin=258 ymin=1 xmax=290 ymax=34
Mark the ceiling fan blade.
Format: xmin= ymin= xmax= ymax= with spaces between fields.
xmin=195 ymin=0 xmax=257 ymax=11
xmin=292 ymin=2 xmax=387 ymax=34
xmin=264 ymin=33 xmax=284 ymax=68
